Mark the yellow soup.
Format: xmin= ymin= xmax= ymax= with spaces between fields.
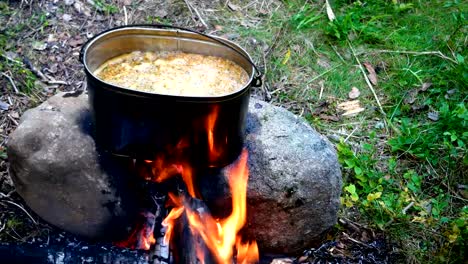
xmin=94 ymin=51 xmax=249 ymax=96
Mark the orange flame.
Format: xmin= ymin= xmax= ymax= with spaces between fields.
xmin=207 ymin=105 xmax=223 ymax=164
xmin=162 ymin=203 xmax=184 ymax=245
xmin=163 ymin=150 xmax=259 ymax=264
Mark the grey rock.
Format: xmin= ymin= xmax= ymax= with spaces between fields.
xmin=244 ymin=98 xmax=342 ymax=253
xmin=200 ymin=98 xmax=342 ymax=253
xmin=7 ymin=93 xmax=135 ymax=239
xmin=7 ymin=94 xmax=342 ymax=254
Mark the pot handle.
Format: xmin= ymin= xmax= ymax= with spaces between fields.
xmin=80 ymin=24 xmax=263 ymax=87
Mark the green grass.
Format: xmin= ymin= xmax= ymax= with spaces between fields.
xmin=0 ymin=2 xmax=41 ymax=95
xmin=214 ymin=0 xmax=467 ymax=262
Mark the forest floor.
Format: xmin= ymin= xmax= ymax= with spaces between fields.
xmin=0 ymin=0 xmax=466 ymax=263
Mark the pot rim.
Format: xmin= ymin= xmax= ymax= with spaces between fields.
xmin=81 ymin=24 xmax=262 ymax=102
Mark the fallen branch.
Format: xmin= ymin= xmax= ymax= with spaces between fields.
xmin=348 ymin=41 xmax=386 ymax=117
xmin=22 ymin=57 xmax=49 ymax=81
xmin=1 ymin=72 xmax=19 ymax=94
xmin=7 ymin=114 xmax=19 ymax=126
xmin=346 ymin=41 xmax=398 ymax=134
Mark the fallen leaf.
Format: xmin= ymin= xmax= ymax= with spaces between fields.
xmin=446 ymin=88 xmax=457 ymax=95
xmin=319 ymin=114 xmax=340 ymax=122
xmin=68 ymin=37 xmax=85 ymax=47
xmin=325 ymin=0 xmax=336 ymax=21
xmin=374 ymin=121 xmax=385 ymax=129
xmin=317 ymin=56 xmax=331 ymax=69
xmin=74 ymin=0 xmax=91 ymax=16
xmin=348 ymin=87 xmax=360 ymax=99
xmin=5 ymin=51 xmax=19 ymax=61
xmin=337 ymin=100 xmax=365 ymax=116
xmin=420 ymin=82 xmax=432 ymax=91
xmin=62 ymin=14 xmax=72 ymax=22
xmin=445 ymin=88 xmax=458 ymax=99
xmin=427 ymin=111 xmax=439 ymax=121
xmin=64 ymin=0 xmax=74 ymax=5
xmin=32 ymin=41 xmax=47 ymax=51
xmin=363 ymin=62 xmax=378 ymax=85
xmin=154 ymin=9 xmax=168 ymax=18
xmin=404 ymin=88 xmax=419 ymax=104
xmin=258 ymin=9 xmax=269 ymax=16
xmin=411 ymin=104 xmax=428 ymax=112
xmin=281 ymin=48 xmax=291 ymax=65
xmin=11 ymin=111 xmax=20 ymax=119
xmin=313 ymin=101 xmax=330 ymax=115
xmin=227 ymin=2 xmax=240 ymax=11
xmin=221 ymin=33 xmax=240 ymax=40
xmin=404 ymin=82 xmax=432 ymax=104
xmin=0 ymin=100 xmax=9 ymax=111
xmin=214 ymin=25 xmax=223 ymax=31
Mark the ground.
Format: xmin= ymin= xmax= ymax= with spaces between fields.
xmin=0 ymin=0 xmax=467 ymax=263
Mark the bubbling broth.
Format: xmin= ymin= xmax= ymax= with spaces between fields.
xmin=94 ymin=51 xmax=250 ymax=96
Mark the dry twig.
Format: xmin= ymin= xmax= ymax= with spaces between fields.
xmin=402 ymin=201 xmax=414 ymax=214
xmin=123 ymin=5 xmax=128 ymax=26
xmin=183 ymin=0 xmax=208 ymax=29
xmin=0 ymin=221 xmax=6 ymax=233
xmin=348 ymin=41 xmax=386 ymax=117
xmin=2 ymin=200 xmax=38 ymax=225
xmin=1 ymin=72 xmax=19 ymax=94
xmin=7 ymin=115 xmax=19 ymax=126
xmin=342 ymin=232 xmax=372 ymax=248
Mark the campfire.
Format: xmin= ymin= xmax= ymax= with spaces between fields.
xmin=113 ymin=115 xmax=259 ymax=264
xmin=76 ymin=25 xmax=263 ymax=263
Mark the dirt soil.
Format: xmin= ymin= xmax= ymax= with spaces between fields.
xmin=0 ymin=0 xmax=398 ymax=263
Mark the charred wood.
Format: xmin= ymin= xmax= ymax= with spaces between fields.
xmin=0 ymin=242 xmax=150 ymax=264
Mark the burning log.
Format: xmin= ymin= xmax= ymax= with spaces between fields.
xmin=168 ymin=198 xmax=217 ymax=264
xmin=160 ymin=150 xmax=259 ymax=264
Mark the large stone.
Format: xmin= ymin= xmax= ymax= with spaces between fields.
xmin=7 ymin=93 xmax=137 ymax=240
xmin=7 ymin=93 xmax=341 ymax=254
xmin=244 ymin=99 xmax=342 ymax=253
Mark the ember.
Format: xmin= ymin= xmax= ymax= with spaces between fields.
xmin=114 ymin=212 xmax=156 ymax=250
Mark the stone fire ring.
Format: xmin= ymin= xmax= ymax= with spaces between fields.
xmin=7 ymin=92 xmax=342 ymax=254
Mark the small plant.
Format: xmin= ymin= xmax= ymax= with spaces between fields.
xmin=290 ymin=4 xmax=322 ymax=30
xmin=92 ymin=0 xmax=118 ymax=15
xmin=0 ymin=147 xmax=7 ymax=159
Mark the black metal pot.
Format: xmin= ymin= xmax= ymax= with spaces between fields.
xmin=81 ymin=25 xmax=261 ymax=168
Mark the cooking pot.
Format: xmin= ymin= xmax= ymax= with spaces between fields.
xmin=80 ymin=24 xmax=261 ymax=167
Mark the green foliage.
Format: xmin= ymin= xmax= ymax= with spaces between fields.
xmin=0 ymin=3 xmax=39 ymax=94
xmin=0 ymin=148 xmax=6 ymax=160
xmin=323 ymin=1 xmax=390 ymax=43
xmin=290 ymin=4 xmax=322 ymax=30
xmin=92 ymin=0 xmax=118 ymax=15
xmin=389 ymin=103 xmax=467 ymax=165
